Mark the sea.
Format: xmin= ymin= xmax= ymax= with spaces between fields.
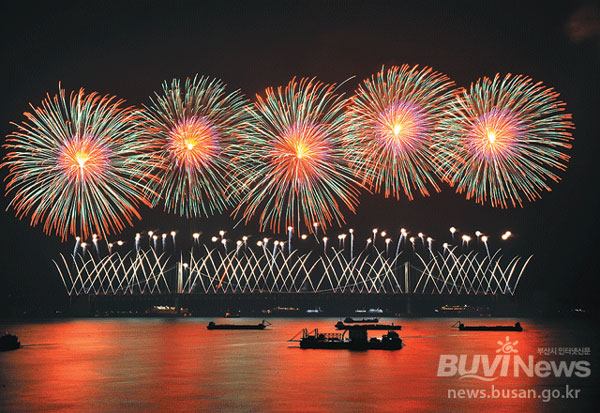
xmin=1 ymin=318 xmax=597 ymax=412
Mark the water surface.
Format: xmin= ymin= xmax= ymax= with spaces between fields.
xmin=1 ymin=318 xmax=597 ymax=412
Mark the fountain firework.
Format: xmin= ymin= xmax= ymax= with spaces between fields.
xmin=58 ymin=226 xmax=530 ymax=296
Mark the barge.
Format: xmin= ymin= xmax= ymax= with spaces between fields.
xmin=207 ymin=320 xmax=271 ymax=330
xmin=456 ymin=321 xmax=523 ymax=332
xmin=295 ymin=328 xmax=402 ymax=350
xmin=335 ymin=321 xmax=401 ymax=330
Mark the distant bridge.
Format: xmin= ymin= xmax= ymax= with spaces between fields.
xmin=55 ymin=246 xmax=531 ymax=296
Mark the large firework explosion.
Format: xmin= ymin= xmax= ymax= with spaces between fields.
xmin=1 ymin=86 xmax=150 ymax=240
xmin=231 ymin=77 xmax=362 ymax=234
xmin=435 ymin=73 xmax=574 ymax=208
xmin=136 ymin=75 xmax=252 ymax=217
xmin=1 ymin=70 xmax=576 ymax=240
xmin=346 ymin=65 xmax=455 ymax=200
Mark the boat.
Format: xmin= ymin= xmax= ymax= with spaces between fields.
xmin=225 ymin=312 xmax=241 ymax=318
xmin=207 ymin=320 xmax=271 ymax=330
xmin=455 ymin=321 xmax=523 ymax=332
xmin=436 ymin=305 xmax=493 ymax=317
xmin=343 ymin=317 xmax=379 ymax=323
xmin=145 ymin=305 xmax=190 ymax=317
xmin=294 ymin=328 xmax=402 ymax=350
xmin=0 ymin=333 xmax=20 ymax=351
xmin=335 ymin=321 xmax=401 ymax=330
xmin=261 ymin=306 xmax=300 ymax=315
xmin=306 ymin=307 xmax=323 ymax=314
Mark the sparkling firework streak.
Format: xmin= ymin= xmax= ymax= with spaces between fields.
xmin=232 ymin=77 xmax=362 ymax=234
xmin=136 ymin=75 xmax=252 ymax=217
xmin=2 ymin=85 xmax=150 ymax=240
xmin=346 ymin=65 xmax=455 ymax=200
xmin=435 ymin=73 xmax=574 ymax=208
xmin=55 ymin=232 xmax=530 ymax=296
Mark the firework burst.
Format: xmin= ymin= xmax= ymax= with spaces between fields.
xmin=2 ymin=85 xmax=150 ymax=240
xmin=232 ymin=77 xmax=361 ymax=233
xmin=136 ymin=75 xmax=252 ymax=217
xmin=346 ymin=65 xmax=455 ymax=200
xmin=435 ymin=73 xmax=574 ymax=207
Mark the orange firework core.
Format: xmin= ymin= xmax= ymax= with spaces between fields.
xmin=469 ymin=110 xmax=521 ymax=160
xmin=168 ymin=116 xmax=220 ymax=169
xmin=375 ymin=102 xmax=425 ymax=153
xmin=59 ymin=136 xmax=109 ymax=181
xmin=270 ymin=122 xmax=330 ymax=183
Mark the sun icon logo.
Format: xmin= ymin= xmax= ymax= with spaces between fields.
xmin=496 ymin=336 xmax=519 ymax=354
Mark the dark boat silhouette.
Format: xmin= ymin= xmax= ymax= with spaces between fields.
xmin=207 ymin=320 xmax=271 ymax=330
xmin=343 ymin=317 xmax=379 ymax=323
xmin=294 ymin=328 xmax=402 ymax=350
xmin=1 ymin=333 xmax=20 ymax=351
xmin=456 ymin=321 xmax=523 ymax=332
xmin=335 ymin=321 xmax=401 ymax=330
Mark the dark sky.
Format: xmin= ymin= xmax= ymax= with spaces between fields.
xmin=1 ymin=1 xmax=599 ymax=313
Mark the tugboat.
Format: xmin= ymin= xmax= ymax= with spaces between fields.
xmin=343 ymin=317 xmax=379 ymax=323
xmin=207 ymin=320 xmax=271 ymax=330
xmin=294 ymin=328 xmax=402 ymax=350
xmin=335 ymin=321 xmax=401 ymax=330
xmin=455 ymin=321 xmax=523 ymax=332
xmin=0 ymin=333 xmax=20 ymax=351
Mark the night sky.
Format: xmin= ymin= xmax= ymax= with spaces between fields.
xmin=1 ymin=1 xmax=599 ymax=315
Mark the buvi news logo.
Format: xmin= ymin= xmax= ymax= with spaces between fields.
xmin=437 ymin=336 xmax=591 ymax=381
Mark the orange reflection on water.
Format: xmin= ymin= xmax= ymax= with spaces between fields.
xmin=0 ymin=318 xmax=597 ymax=412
